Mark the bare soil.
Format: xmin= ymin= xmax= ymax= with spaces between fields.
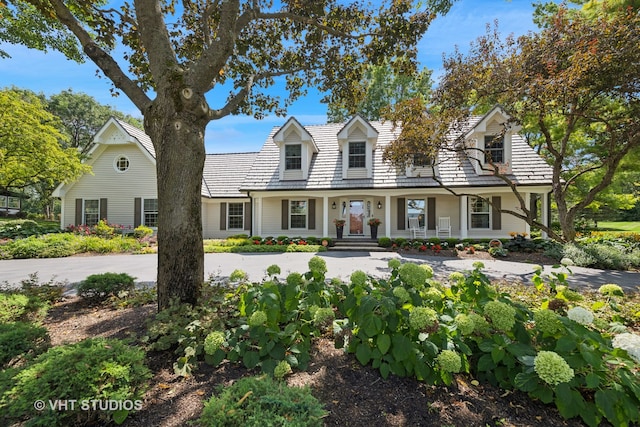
xmin=43 ymin=292 xmax=589 ymax=427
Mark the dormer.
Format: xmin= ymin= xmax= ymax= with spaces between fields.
xmin=464 ymin=106 xmax=520 ymax=175
xmin=405 ymin=152 xmax=439 ymax=178
xmin=273 ymin=117 xmax=318 ymax=181
xmin=337 ymin=115 xmax=378 ymax=179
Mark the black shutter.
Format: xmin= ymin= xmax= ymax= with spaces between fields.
xmin=244 ymin=202 xmax=251 ymax=231
xmin=281 ymin=199 xmax=289 ymax=230
xmin=397 ymin=198 xmax=405 ymax=230
xmin=99 ymin=198 xmax=107 ymax=221
xmin=134 ymin=198 xmax=142 ymax=227
xmin=75 ymin=199 xmax=83 ymax=225
xmin=308 ymin=199 xmax=316 ymax=230
xmin=492 ymin=196 xmax=502 ymax=230
xmin=220 ymin=203 xmax=227 ymax=231
xmin=427 ymin=197 xmax=436 ymax=230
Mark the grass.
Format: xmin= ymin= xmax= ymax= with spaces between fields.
xmin=596 ymin=221 xmax=640 ymax=232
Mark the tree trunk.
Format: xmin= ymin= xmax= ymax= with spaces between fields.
xmin=144 ymin=107 xmax=206 ymax=311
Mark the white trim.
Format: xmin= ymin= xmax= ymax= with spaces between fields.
xmin=113 ymin=155 xmax=131 ymax=173
xmin=289 ymin=199 xmax=308 ymax=230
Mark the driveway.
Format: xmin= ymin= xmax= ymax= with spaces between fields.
xmin=1 ymin=251 xmax=639 ymax=292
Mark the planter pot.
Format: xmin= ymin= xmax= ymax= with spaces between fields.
xmin=370 ymin=225 xmax=378 ymax=240
xmin=336 ymin=226 xmax=344 ymax=239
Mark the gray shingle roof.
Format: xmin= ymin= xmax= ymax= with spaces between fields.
xmin=203 ymin=152 xmax=258 ymax=198
xmin=114 ymin=118 xmax=156 ymax=158
xmin=241 ymin=119 xmax=554 ymax=191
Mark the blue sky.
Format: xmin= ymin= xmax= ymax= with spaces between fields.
xmin=0 ymin=0 xmax=540 ymax=153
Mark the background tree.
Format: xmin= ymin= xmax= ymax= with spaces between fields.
xmin=0 ymin=88 xmax=90 ymax=202
xmin=4 ymin=0 xmax=454 ymax=310
xmin=385 ymin=6 xmax=640 ymax=242
xmin=327 ymin=59 xmax=433 ymax=123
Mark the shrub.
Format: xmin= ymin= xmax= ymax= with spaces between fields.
xmin=94 ymin=219 xmax=116 ymax=238
xmin=133 ymin=225 xmax=154 ymax=239
xmin=198 ymin=376 xmax=326 ymax=427
xmin=0 ymin=293 xmax=30 ymax=322
xmin=77 ymin=272 xmax=136 ymax=302
xmin=0 ymin=338 xmax=150 ymax=426
xmin=378 ymin=237 xmax=392 ymax=248
xmin=0 ymin=322 xmax=50 ymax=368
xmin=0 ymin=220 xmax=49 ymax=239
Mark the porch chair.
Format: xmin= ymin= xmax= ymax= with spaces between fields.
xmin=436 ymin=216 xmax=451 ymax=238
xmin=409 ymin=217 xmax=427 ymax=238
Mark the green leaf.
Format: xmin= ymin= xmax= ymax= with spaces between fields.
xmin=379 ymin=362 xmax=390 ymax=379
xmin=377 ymin=334 xmax=391 ymax=355
xmin=242 ymin=351 xmax=260 ymax=369
xmin=112 ymin=409 xmax=129 ymax=425
xmin=477 ymin=354 xmax=496 ymax=372
xmin=491 ymin=347 xmax=505 ymax=364
xmin=555 ymin=383 xmax=583 ymax=419
xmin=506 ymin=342 xmax=534 ymax=358
xmin=591 ymin=301 xmax=605 ymax=311
xmin=362 ymin=314 xmax=383 ymax=338
xmin=585 ymin=372 xmax=600 ymax=389
xmin=595 ymin=389 xmax=623 ymax=425
xmin=514 ymin=372 xmax=538 ymax=392
xmin=531 ymin=386 xmax=554 ymax=404
xmin=356 ymin=343 xmax=372 ymax=365
xmin=478 ymin=339 xmax=495 ymax=353
xmin=555 ymin=336 xmax=577 ymax=353
xmin=391 ymin=334 xmax=413 ymax=362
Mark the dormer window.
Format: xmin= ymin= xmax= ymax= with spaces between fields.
xmin=413 ymin=153 xmax=433 ymax=167
xmin=484 ymin=135 xmax=504 ymax=163
xmin=349 ymin=142 xmax=366 ymax=168
xmin=285 ymin=144 xmax=302 ymax=170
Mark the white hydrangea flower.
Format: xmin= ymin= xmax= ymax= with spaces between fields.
xmin=612 ymin=332 xmax=640 ymax=364
xmin=567 ymin=306 xmax=594 ymax=325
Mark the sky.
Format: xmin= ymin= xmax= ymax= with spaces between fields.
xmin=0 ymin=0 xmax=541 ymax=154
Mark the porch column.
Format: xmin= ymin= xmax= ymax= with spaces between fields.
xmin=322 ymin=195 xmax=329 ymax=237
xmin=541 ymin=192 xmax=549 ymax=239
xmin=460 ymin=195 xmax=468 ymax=239
xmin=253 ymin=197 xmax=261 ymax=236
xmin=524 ymin=192 xmax=531 ymax=236
xmin=385 ymin=195 xmax=391 ymax=238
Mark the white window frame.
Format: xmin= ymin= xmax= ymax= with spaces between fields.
xmin=407 ymin=199 xmax=426 ymax=228
xmin=84 ymin=199 xmax=100 ymax=226
xmin=227 ymin=202 xmax=244 ymax=230
xmin=284 ymin=144 xmax=302 ymax=170
xmin=113 ymin=155 xmax=130 ymax=173
xmin=8 ymin=196 xmax=20 ymax=209
xmin=469 ymin=197 xmax=491 ymax=229
xmin=143 ymin=198 xmax=158 ymax=228
xmin=484 ymin=135 xmax=504 ymax=164
xmin=348 ymin=141 xmax=366 ymax=168
xmin=289 ymin=199 xmax=308 ymax=229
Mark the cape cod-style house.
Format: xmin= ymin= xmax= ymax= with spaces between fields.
xmin=53 ymin=106 xmax=554 ymax=240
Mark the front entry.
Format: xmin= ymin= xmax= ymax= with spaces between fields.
xmin=349 ymin=200 xmax=364 ymax=235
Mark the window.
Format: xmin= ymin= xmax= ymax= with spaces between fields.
xmin=290 ymin=200 xmax=307 ymax=229
xmin=0 ymin=196 xmax=5 ymax=207
xmin=143 ymin=198 xmax=158 ymax=227
xmin=228 ymin=203 xmax=244 ymax=229
xmin=407 ymin=199 xmax=425 ymax=227
xmin=285 ymin=144 xmax=302 ymax=170
xmin=484 ymin=135 xmax=504 ymax=163
xmin=114 ymin=155 xmax=130 ymax=172
xmin=413 ymin=153 xmax=433 ymax=167
xmin=348 ymin=142 xmax=366 ymax=168
xmin=470 ymin=197 xmax=490 ymax=229
xmin=84 ymin=199 xmax=99 ymax=226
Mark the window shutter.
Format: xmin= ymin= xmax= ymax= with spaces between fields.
xmin=100 ymin=198 xmax=108 ymax=221
xmin=308 ymin=199 xmax=316 ymax=230
xmin=281 ymin=199 xmax=289 ymax=230
xmin=220 ymin=203 xmax=227 ymax=231
xmin=244 ymin=202 xmax=251 ymax=231
xmin=492 ymin=196 xmax=502 ymax=230
xmin=427 ymin=197 xmax=436 ymax=230
xmin=397 ymin=198 xmax=405 ymax=230
xmin=134 ymin=198 xmax=141 ymax=227
xmin=75 ymin=199 xmax=83 ymax=226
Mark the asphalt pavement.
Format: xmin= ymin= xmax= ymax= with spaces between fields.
xmin=2 ymin=251 xmax=639 ymax=293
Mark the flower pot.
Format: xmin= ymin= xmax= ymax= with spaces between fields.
xmin=370 ymin=225 xmax=378 ymax=240
xmin=336 ymin=226 xmax=343 ymax=239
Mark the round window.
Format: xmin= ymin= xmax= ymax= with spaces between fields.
xmin=114 ymin=156 xmax=130 ymax=172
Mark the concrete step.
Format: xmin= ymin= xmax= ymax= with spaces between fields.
xmin=330 ymin=238 xmax=387 ymax=252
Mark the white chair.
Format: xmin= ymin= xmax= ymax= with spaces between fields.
xmin=409 ymin=217 xmax=426 ymax=238
xmin=436 ymin=216 xmax=451 ymax=238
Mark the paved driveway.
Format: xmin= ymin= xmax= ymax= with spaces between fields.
xmin=1 ymin=252 xmax=639 ymax=292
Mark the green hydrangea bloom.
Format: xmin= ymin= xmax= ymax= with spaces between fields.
xmin=392 ymin=286 xmax=411 ymax=303
xmin=388 ymin=258 xmax=402 ymax=270
xmin=409 ymin=306 xmax=438 ymax=331
xmin=420 ymin=264 xmax=434 ymax=279
xmin=351 ymin=270 xmax=367 ymax=287
xmin=468 ymin=313 xmax=491 ymax=335
xmin=274 ymin=360 xmax=292 ymax=379
xmin=229 ymin=269 xmax=248 ymax=282
xmin=266 ymin=264 xmax=281 ymax=276
xmin=484 ymin=301 xmax=516 ymax=332
xmin=248 ymin=310 xmax=268 ymax=327
xmin=472 ymin=261 xmax=485 ymax=270
xmin=399 ymin=263 xmax=427 ymax=288
xmin=567 ymin=306 xmax=594 ymax=325
xmin=308 ymin=256 xmax=327 ymax=275
xmin=423 ymin=287 xmax=443 ymax=302
xmin=286 ymin=272 xmax=304 ymax=287
xmin=560 ymin=257 xmax=574 ymax=266
xmin=598 ymin=283 xmax=624 ymax=297
xmin=534 ymin=351 xmax=575 ymax=386
xmin=437 ymin=350 xmax=462 ymax=373
xmin=454 ymin=314 xmax=475 ymax=335
xmin=204 ymin=331 xmax=225 ymax=355
xmin=448 ymin=271 xmax=465 ymax=283
xmin=534 ymin=309 xmax=563 ymax=336
xmin=312 ymin=307 xmax=335 ymax=327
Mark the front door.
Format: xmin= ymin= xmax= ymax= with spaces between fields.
xmin=349 ymin=200 xmax=364 ymax=235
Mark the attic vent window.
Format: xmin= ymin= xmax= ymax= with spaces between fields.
xmin=114 ymin=156 xmax=130 ymax=172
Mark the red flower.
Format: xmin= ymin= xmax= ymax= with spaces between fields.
xmin=419 ymin=245 xmax=427 ymax=252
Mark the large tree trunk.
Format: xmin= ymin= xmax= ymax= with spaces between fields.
xmin=144 ymin=104 xmax=206 ymax=311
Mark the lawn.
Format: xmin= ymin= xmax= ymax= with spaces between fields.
xmin=596 ymin=221 xmax=640 ymax=232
